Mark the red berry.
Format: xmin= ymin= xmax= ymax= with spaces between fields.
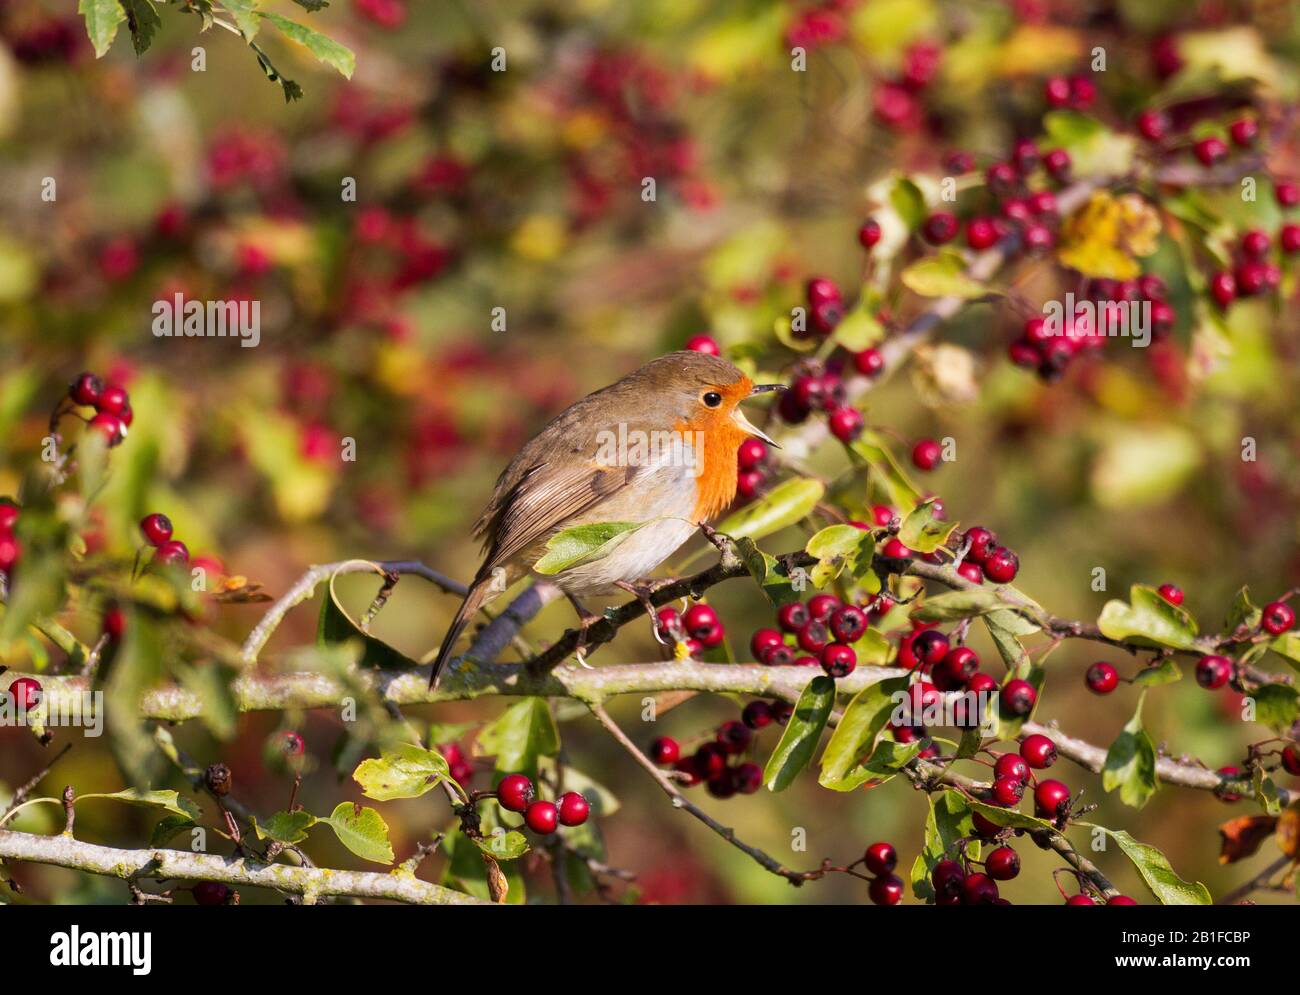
xmin=750 ymin=628 xmax=785 ymax=659
xmin=650 ymin=736 xmax=681 ymax=766
xmin=1033 ymin=778 xmax=1071 ymax=819
xmin=154 ymin=539 xmax=190 ymax=566
xmin=1135 ymin=109 xmax=1169 ymax=142
xmin=994 ymin=752 xmax=1030 ymax=784
xmin=742 ymin=700 xmax=773 ymax=730
xmin=906 ymin=680 xmax=941 ymax=722
xmin=695 ymin=743 xmax=727 ymax=778
xmin=1066 ymin=894 xmax=1096 ymax=906
xmin=922 ymin=212 xmax=958 ymax=245
xmin=986 ymin=161 xmax=1018 ymax=193
xmin=991 ymin=776 xmax=1025 ymax=807
xmin=956 ymin=561 xmax=985 ymax=584
xmin=966 ymin=217 xmax=999 ymax=251
xmin=983 ymin=546 xmax=1019 ymax=583
xmin=8 ymin=676 xmax=42 ymax=710
xmin=881 ymin=537 xmax=911 ymax=560
xmin=967 ymin=672 xmax=998 ymax=696
xmin=854 ymin=348 xmax=885 ymax=377
xmin=863 ymin=841 xmax=897 ymax=876
xmin=525 ymin=800 xmax=558 ymax=834
xmin=1195 ymin=655 xmax=1232 ymax=690
xmin=961 ymin=872 xmax=999 ymax=905
xmin=69 ymin=372 xmax=104 ymax=407
xmin=858 ymin=219 xmax=882 ymax=249
xmin=497 ymin=773 xmax=534 ymax=812
xmin=1236 ymin=260 xmax=1268 ymax=296
xmin=792 ymin=655 xmax=818 ymax=668
xmin=986 ymin=846 xmax=1020 ymax=881
xmin=1000 ymin=678 xmax=1037 ymax=718
xmin=912 ymin=438 xmax=942 ymax=471
xmin=820 ymin=642 xmax=857 ymax=678
xmin=1022 ymin=223 xmax=1055 ymax=252
xmin=87 ymin=412 xmax=126 ymax=447
xmin=942 ymin=151 xmax=975 ymax=174
xmin=279 ymin=731 xmax=305 ymax=756
xmin=1011 ymin=139 xmax=1039 ymax=175
xmin=868 ymin=873 xmax=904 ymax=906
xmin=716 ymin=719 xmax=752 ymax=754
xmin=685 ymin=334 xmax=721 ymax=356
xmin=0 ymin=534 xmax=20 ymax=573
xmin=810 ymin=297 xmax=843 ymax=334
xmin=0 ymin=502 xmax=17 ymax=533
xmin=1157 ymin=583 xmax=1183 ymax=606
xmin=683 ymin=603 xmax=724 ymax=647
xmin=1277 ymin=182 xmax=1300 ymax=208
xmin=806 ymin=277 xmax=842 ymax=305
xmin=737 ymin=437 xmax=768 ymax=471
xmin=1107 ymin=895 xmax=1138 ymax=905
xmin=97 ymin=384 xmax=129 ymax=416
xmin=1019 ymin=734 xmax=1057 ymax=769
xmin=828 ymin=406 xmax=863 ymax=442
xmin=1194 ymin=136 xmax=1228 ymax=166
xmin=796 ymin=619 xmax=830 ymax=654
xmin=1209 ymin=270 xmax=1237 ymax=308
xmin=1281 ymin=223 xmax=1300 ymax=254
xmin=971 ymin=811 xmax=1002 ymax=838
xmin=931 ymin=859 xmax=965 ymax=904
xmin=807 ymin=594 xmax=841 ymax=621
xmin=557 ymin=791 xmax=590 ymax=827
xmin=733 ymin=762 xmax=763 ymax=794
xmin=829 ymin=605 xmax=868 ymax=644
xmin=103 ymin=605 xmax=126 ymax=642
xmin=911 ymin=629 xmax=950 ymax=667
xmin=1042 ymin=148 xmax=1070 ymax=180
xmin=1280 ymin=745 xmax=1300 ymax=777
xmin=1262 ymin=600 xmax=1295 ymax=635
xmin=1228 ymin=119 xmax=1257 ymax=147
xmin=736 ymin=469 xmax=764 ymax=500
xmin=1085 ymin=661 xmax=1120 ymax=695
xmin=964 ymin=526 xmax=997 ymax=563
xmin=1068 ymin=75 xmax=1096 ymax=108
xmin=139 ymin=513 xmax=174 ymax=547
xmin=776 ymin=602 xmax=810 ymax=633
xmin=192 ymin=881 xmax=231 ymax=906
xmin=1241 ymin=229 xmax=1270 ymax=259
xmin=939 ymin=646 xmax=980 ymax=684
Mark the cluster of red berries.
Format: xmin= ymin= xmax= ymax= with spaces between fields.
xmin=139 ymin=512 xmax=190 ymax=569
xmin=1008 ymin=274 xmax=1174 ymax=383
xmin=1043 ymin=74 xmax=1097 ymax=111
xmin=497 ymin=773 xmax=590 ymax=835
xmin=1206 ymin=227 xmax=1293 ymax=310
xmin=862 ymin=841 xmax=904 ymax=905
xmin=439 ymin=742 xmax=475 ymax=786
xmin=655 ymin=602 xmax=726 ymax=658
xmin=0 ymin=500 xmax=21 ymax=582
xmin=749 ymin=593 xmax=870 ymax=680
xmin=68 ymin=372 xmax=133 ymax=448
xmin=952 ymin=525 xmax=1020 ymax=585
xmin=773 ymin=340 xmax=880 ymax=445
xmin=648 ymin=700 xmax=788 ymax=800
xmin=1135 ymin=108 xmax=1271 ymax=173
xmin=871 ymin=41 xmax=942 ymax=132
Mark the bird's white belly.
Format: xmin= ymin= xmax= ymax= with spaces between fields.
xmin=544 ymin=515 xmax=698 ymax=595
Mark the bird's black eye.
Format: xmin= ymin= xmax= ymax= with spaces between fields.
xmin=703 ymin=391 xmax=723 ymax=408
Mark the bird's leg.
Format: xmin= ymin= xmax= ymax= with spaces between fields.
xmin=614 ymin=580 xmax=670 ymax=646
xmin=564 ymin=592 xmax=602 ymax=668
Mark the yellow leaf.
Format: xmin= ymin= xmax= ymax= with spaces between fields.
xmin=1057 ymin=191 xmax=1160 ymax=280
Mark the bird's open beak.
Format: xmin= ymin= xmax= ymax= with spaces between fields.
xmin=749 ymin=383 xmax=786 ymax=394
xmin=732 ymin=405 xmax=780 ymax=448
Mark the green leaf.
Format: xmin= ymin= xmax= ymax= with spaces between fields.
xmin=831 ymin=305 xmax=884 ymax=352
xmin=1267 ymin=632 xmax=1300 ymax=674
xmin=79 ymin=0 xmax=127 ymax=57
xmin=472 ymin=829 xmax=530 ymax=861
xmin=292 ymin=0 xmax=330 ymax=10
xmin=252 ymin=809 xmax=317 ymax=845
xmin=1102 ymin=695 xmax=1158 ymax=808
xmin=911 ymin=587 xmax=1010 ymax=623
xmin=716 ymin=477 xmax=824 ymax=543
xmin=900 ymin=250 xmax=987 ymax=299
xmin=764 ymin=676 xmax=836 ymax=792
xmin=534 ymin=522 xmax=646 ymax=575
xmin=897 ymin=498 xmax=958 ymax=553
xmin=77 ymin=788 xmax=201 ymax=821
xmin=911 ymin=792 xmax=977 ymax=902
xmin=1132 ymin=659 xmax=1183 ymax=687
xmin=889 ymin=177 xmax=927 ymax=230
xmin=1249 ymin=683 xmax=1300 ymax=733
xmin=223 ymin=0 xmax=263 ymax=39
xmin=1224 ymin=586 xmax=1261 ymax=636
xmin=316 ymin=562 xmax=419 ymax=669
xmin=1253 ymin=767 xmax=1282 ymax=816
xmin=120 ymin=0 xmax=160 ymax=55
xmin=353 ymin=743 xmax=450 ymax=801
xmin=964 ymin=796 xmax=1055 ymax=832
xmin=1097 ymin=584 xmax=1201 ymax=652
xmin=1098 ymin=828 xmax=1212 ymax=905
xmin=818 ymin=676 xmax=908 ymax=790
xmin=259 ymin=12 xmax=355 ymax=78
xmin=804 ymin=524 xmax=872 ymax=588
xmin=321 ymin=802 xmax=394 ymax=864
xmin=849 ymin=433 xmax=922 ymax=510
xmin=736 ymin=537 xmax=803 ymax=606
xmin=1041 ymin=110 xmax=1136 ymax=178
xmin=149 ymin=815 xmax=197 ymax=847
xmin=442 ymin=816 xmax=525 ymax=904
xmin=476 ymin=698 xmax=560 ymax=778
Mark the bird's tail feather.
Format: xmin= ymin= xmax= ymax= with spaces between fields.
xmin=429 ymin=580 xmax=491 ymax=689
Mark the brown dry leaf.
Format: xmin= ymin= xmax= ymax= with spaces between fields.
xmin=481 ymin=852 xmax=509 ymax=903
xmin=1277 ymin=801 xmax=1300 ymax=861
xmin=1217 ymin=814 xmax=1277 ymax=864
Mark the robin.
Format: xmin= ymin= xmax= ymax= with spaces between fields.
xmin=429 ymin=350 xmax=782 ymax=687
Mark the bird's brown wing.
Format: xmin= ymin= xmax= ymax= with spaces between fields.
xmin=471 ymin=459 xmax=639 ymax=582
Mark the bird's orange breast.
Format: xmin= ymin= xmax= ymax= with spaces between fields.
xmin=675 ymin=377 xmax=753 ymax=523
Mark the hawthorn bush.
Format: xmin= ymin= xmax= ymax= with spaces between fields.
xmin=0 ymin=0 xmax=1298 ymax=907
